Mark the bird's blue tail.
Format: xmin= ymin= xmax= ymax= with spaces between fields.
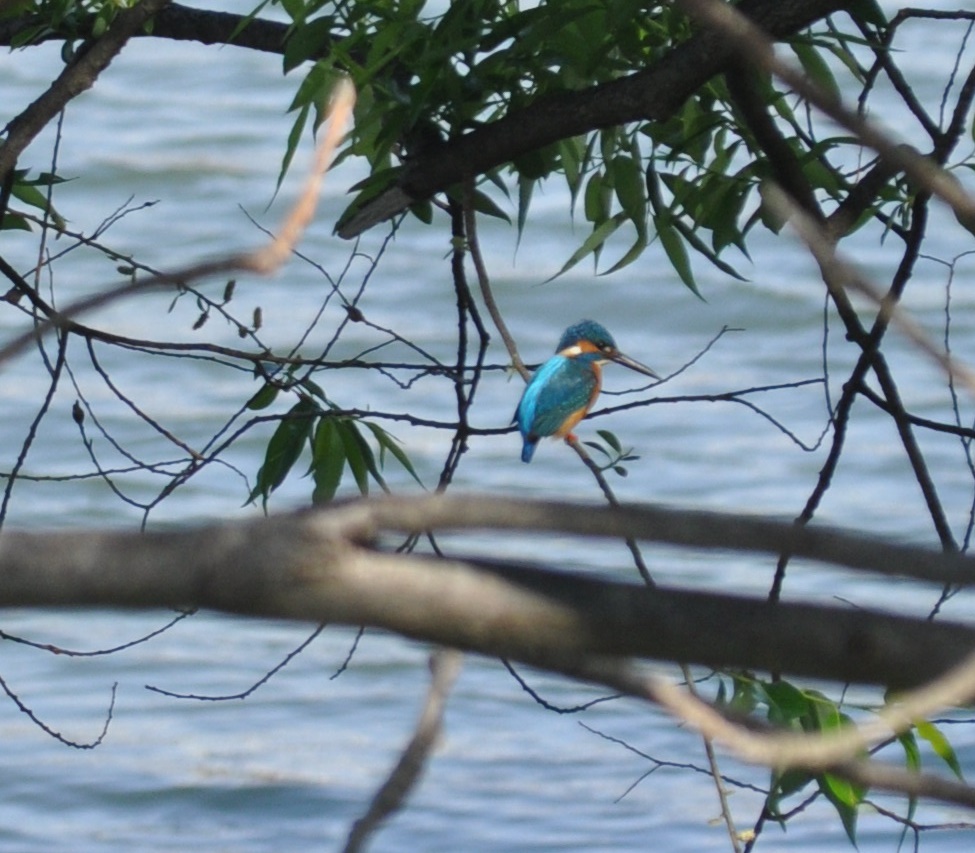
xmin=521 ymin=440 xmax=537 ymax=463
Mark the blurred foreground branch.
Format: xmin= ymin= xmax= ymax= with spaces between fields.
xmin=0 ymin=76 xmax=355 ymax=367
xmin=0 ymin=492 xmax=973 ymax=687
xmin=3 ymin=492 xmax=975 ymax=807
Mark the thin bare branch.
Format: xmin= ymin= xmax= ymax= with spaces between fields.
xmin=0 ymin=78 xmax=355 ymax=367
xmin=763 ymin=183 xmax=975 ymax=398
xmin=0 ymin=0 xmax=173 ymax=182
xmin=343 ymin=649 xmax=463 ymax=853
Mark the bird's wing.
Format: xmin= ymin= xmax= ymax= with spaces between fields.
xmin=516 ymin=357 xmax=596 ymax=438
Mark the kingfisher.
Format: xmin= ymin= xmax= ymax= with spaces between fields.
xmin=515 ymin=320 xmax=659 ymax=463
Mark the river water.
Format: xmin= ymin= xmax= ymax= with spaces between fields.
xmin=2 ymin=6 xmax=975 ymax=852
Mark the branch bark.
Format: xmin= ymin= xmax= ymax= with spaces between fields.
xmin=0 ymin=494 xmax=973 ymax=689
xmin=0 ymin=3 xmax=295 ymax=55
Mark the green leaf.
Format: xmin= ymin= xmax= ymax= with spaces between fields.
xmin=848 ymin=0 xmax=887 ymax=26
xmin=277 ymin=102 xmax=310 ymax=195
xmin=311 ymin=417 xmax=345 ymax=504
xmin=596 ymin=429 xmax=622 ymax=454
xmin=582 ymin=440 xmax=612 ymax=460
xmin=345 ymin=420 xmax=388 ymax=491
xmin=790 ymin=42 xmax=841 ymax=103
xmin=364 ymin=422 xmax=424 ymax=487
xmin=246 ymin=383 xmax=280 ymax=411
xmin=550 ymin=213 xmax=625 ymax=279
xmin=916 ymin=720 xmax=964 ymax=780
xmin=248 ymin=397 xmax=317 ymax=506
xmin=611 ymin=154 xmax=646 ymax=224
xmin=288 ymin=60 xmax=335 ymax=113
xmin=769 ymin=767 xmax=815 ymax=806
xmin=0 ymin=213 xmax=31 ymax=232
xmin=897 ymin=731 xmax=920 ymax=822
xmin=283 ymin=15 xmax=334 ymax=73
xmin=467 ymin=188 xmax=511 ymax=223
xmin=558 ymin=136 xmax=585 ymax=205
xmin=602 ymin=230 xmax=648 ymax=275
xmin=675 ymin=215 xmax=746 ymax=282
xmin=280 ymin=0 xmax=306 ymax=23
xmin=10 ymin=180 xmax=51 ymax=211
xmin=584 ymin=171 xmax=609 ymax=223
xmin=899 ymin=730 xmax=921 ymax=772
xmin=656 ymin=216 xmax=699 ymax=296
xmin=298 ymin=376 xmax=328 ymax=402
xmin=337 ymin=420 xmax=370 ymax=495
xmin=805 ymin=691 xmax=846 ymax=732
xmin=728 ymin=675 xmax=758 ymax=716
xmin=762 ymin=680 xmax=809 ymax=724
xmin=818 ymin=772 xmax=862 ymax=845
xmin=410 ymin=198 xmax=433 ymax=224
xmin=822 ymin=770 xmax=863 ymax=808
xmin=335 ymin=419 xmax=392 ymax=495
xmin=517 ymin=176 xmax=535 ymax=243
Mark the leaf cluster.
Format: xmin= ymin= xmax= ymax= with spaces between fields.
xmin=4 ymin=0 xmax=137 ymax=56
xmin=246 ymin=375 xmax=422 ymax=508
xmin=719 ymin=673 xmax=965 ymax=845
xmin=0 ymin=169 xmax=64 ymax=232
xmin=265 ymin=0 xmax=908 ymax=290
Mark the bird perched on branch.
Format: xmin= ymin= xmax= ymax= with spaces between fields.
xmin=515 ymin=319 xmax=659 ymax=463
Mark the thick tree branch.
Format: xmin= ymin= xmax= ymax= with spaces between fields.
xmin=5 ymin=491 xmax=974 ymax=808
xmin=359 ymin=494 xmax=975 ymax=587
xmin=0 ymin=3 xmax=295 ymax=55
xmin=0 ymin=494 xmax=974 ymax=689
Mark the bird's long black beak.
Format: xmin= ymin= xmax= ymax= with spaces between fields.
xmin=609 ymin=350 xmax=660 ymax=380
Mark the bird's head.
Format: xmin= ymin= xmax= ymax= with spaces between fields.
xmin=556 ymin=320 xmax=660 ymax=380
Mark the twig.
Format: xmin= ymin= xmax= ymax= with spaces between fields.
xmin=0 ymin=77 xmax=355 ymax=367
xmin=461 ymin=182 xmax=529 ymax=380
xmin=0 ymin=0 xmax=174 ymax=182
xmin=145 ymin=623 xmax=326 ymax=701
xmin=566 ymin=436 xmax=655 ymax=586
xmin=342 ymin=649 xmax=463 ymax=853
xmin=762 ymin=184 xmax=975 ymax=399
xmin=683 ymin=665 xmax=743 ymax=853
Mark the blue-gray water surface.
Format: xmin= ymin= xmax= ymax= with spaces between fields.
xmin=3 ymin=6 xmax=975 ymax=852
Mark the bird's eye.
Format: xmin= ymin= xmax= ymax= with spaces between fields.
xmin=599 ymin=343 xmax=613 ymax=353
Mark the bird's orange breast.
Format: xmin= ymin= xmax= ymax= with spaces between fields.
xmin=551 ymin=364 xmax=602 ymax=438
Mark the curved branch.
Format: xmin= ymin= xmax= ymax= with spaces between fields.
xmin=1 ymin=494 xmax=975 ymax=690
